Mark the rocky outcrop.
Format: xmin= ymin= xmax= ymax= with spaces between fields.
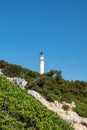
xmin=6 ymin=77 xmax=28 ymax=89
xmin=0 ymin=69 xmax=87 ymax=130
xmin=0 ymin=69 xmax=3 ymax=75
xmin=0 ymin=69 xmax=28 ymax=89
xmin=28 ymin=90 xmax=87 ymax=130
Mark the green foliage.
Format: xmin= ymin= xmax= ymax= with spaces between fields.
xmin=0 ymin=60 xmax=40 ymax=80
xmin=55 ymin=70 xmax=63 ymax=84
xmin=74 ymin=102 xmax=87 ymax=117
xmin=2 ymin=64 xmax=24 ymax=77
xmin=46 ymin=70 xmax=57 ymax=77
xmin=0 ymin=60 xmax=87 ymax=118
xmin=0 ymin=76 xmax=73 ymax=130
xmin=0 ymin=60 xmax=9 ymax=68
xmin=62 ymin=105 xmax=70 ymax=110
xmin=28 ymin=71 xmax=87 ymax=117
xmin=46 ymin=70 xmax=63 ymax=84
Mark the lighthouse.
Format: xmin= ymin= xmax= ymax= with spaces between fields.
xmin=40 ymin=52 xmax=44 ymax=74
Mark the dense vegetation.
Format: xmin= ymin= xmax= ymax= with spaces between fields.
xmin=0 ymin=60 xmax=87 ymax=118
xmin=0 ymin=60 xmax=40 ymax=81
xmin=0 ymin=76 xmax=73 ymax=130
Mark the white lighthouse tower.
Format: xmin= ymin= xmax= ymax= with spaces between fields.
xmin=40 ymin=52 xmax=44 ymax=74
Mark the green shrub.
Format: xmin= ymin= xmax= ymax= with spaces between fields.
xmin=0 ymin=60 xmax=9 ymax=68
xmin=0 ymin=76 xmax=74 ymax=130
xmin=62 ymin=105 xmax=70 ymax=110
xmin=74 ymin=102 xmax=87 ymax=117
xmin=1 ymin=60 xmax=87 ymax=119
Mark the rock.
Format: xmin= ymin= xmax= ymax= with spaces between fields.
xmin=74 ymin=123 xmax=87 ymax=130
xmin=0 ymin=69 xmax=3 ymax=75
xmin=0 ymin=69 xmax=28 ymax=89
xmin=6 ymin=77 xmax=28 ymax=89
xmin=71 ymin=101 xmax=76 ymax=108
xmin=28 ymin=90 xmax=87 ymax=130
xmin=0 ymin=69 xmax=87 ymax=130
xmin=66 ymin=111 xmax=80 ymax=124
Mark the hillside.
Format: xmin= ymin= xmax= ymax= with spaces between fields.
xmin=0 ymin=60 xmax=87 ymax=118
xmin=0 ymin=76 xmax=73 ymax=130
xmin=0 ymin=60 xmax=87 ymax=129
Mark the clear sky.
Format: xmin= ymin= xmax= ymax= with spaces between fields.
xmin=0 ymin=0 xmax=87 ymax=81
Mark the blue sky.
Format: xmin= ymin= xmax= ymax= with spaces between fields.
xmin=0 ymin=0 xmax=87 ymax=81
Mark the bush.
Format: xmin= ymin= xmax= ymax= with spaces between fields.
xmin=2 ymin=64 xmax=24 ymax=77
xmin=62 ymin=105 xmax=70 ymax=110
xmin=1 ymin=60 xmax=87 ymax=118
xmin=74 ymin=102 xmax=87 ymax=117
xmin=0 ymin=76 xmax=74 ymax=130
xmin=0 ymin=60 xmax=9 ymax=68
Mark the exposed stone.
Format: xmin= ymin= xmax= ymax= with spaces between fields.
xmin=54 ymin=101 xmax=62 ymax=108
xmin=0 ymin=69 xmax=87 ymax=130
xmin=7 ymin=77 xmax=28 ymax=89
xmin=0 ymin=69 xmax=28 ymax=89
xmin=62 ymin=101 xmax=76 ymax=110
xmin=0 ymin=69 xmax=3 ymax=75
xmin=71 ymin=101 xmax=76 ymax=108
xmin=28 ymin=90 xmax=87 ymax=130
xmin=65 ymin=111 xmax=80 ymax=123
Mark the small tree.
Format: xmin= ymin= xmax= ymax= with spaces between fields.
xmin=62 ymin=104 xmax=69 ymax=110
xmin=46 ymin=70 xmax=57 ymax=77
xmin=55 ymin=70 xmax=63 ymax=84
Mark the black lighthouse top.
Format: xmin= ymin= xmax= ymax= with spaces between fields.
xmin=40 ymin=52 xmax=44 ymax=55
xmin=40 ymin=52 xmax=44 ymax=57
